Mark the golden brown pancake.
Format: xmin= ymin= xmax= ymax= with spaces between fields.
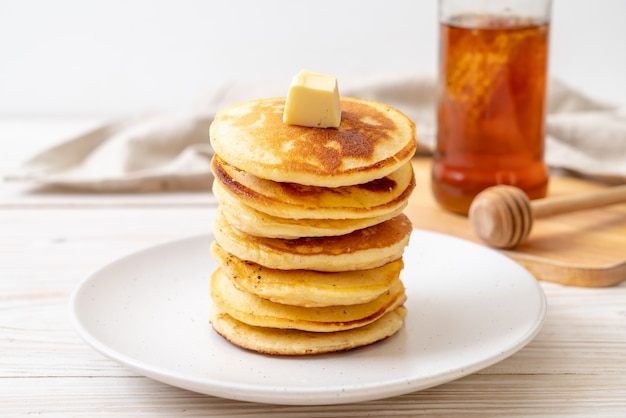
xmin=212 ymin=211 xmax=413 ymax=272
xmin=213 ymin=180 xmax=406 ymax=239
xmin=211 ymin=242 xmax=403 ymax=306
xmin=209 ymin=305 xmax=407 ymax=356
xmin=210 ymin=267 xmax=406 ymax=332
xmin=207 ymin=93 xmax=417 ymax=356
xmin=211 ymin=155 xmax=415 ymax=221
xmin=209 ymin=97 xmax=417 ymax=187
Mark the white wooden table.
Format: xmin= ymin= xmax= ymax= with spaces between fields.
xmin=2 ymin=118 xmax=625 ymax=416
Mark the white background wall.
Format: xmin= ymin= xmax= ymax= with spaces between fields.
xmin=1 ymin=0 xmax=625 ymax=118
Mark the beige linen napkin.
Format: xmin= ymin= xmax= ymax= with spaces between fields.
xmin=5 ymin=111 xmax=215 ymax=192
xmin=5 ymin=75 xmax=626 ymax=192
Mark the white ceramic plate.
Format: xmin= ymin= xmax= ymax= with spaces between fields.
xmin=70 ymin=230 xmax=546 ymax=405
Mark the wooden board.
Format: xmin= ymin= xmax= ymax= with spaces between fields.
xmin=407 ymin=158 xmax=626 ymax=287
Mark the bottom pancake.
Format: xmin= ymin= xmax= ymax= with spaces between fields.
xmin=209 ymin=305 xmax=407 ymax=356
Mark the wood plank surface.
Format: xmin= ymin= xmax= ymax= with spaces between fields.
xmin=1 ymin=375 xmax=624 ymax=417
xmin=2 ymin=201 xmax=626 ymax=416
xmin=408 ymin=158 xmax=626 ymax=287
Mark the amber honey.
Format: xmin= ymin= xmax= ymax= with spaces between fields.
xmin=432 ymin=14 xmax=550 ymax=215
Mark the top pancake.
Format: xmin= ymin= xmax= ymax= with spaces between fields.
xmin=209 ymin=97 xmax=417 ymax=187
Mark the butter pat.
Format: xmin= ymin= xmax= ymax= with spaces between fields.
xmin=283 ymin=69 xmax=341 ymax=128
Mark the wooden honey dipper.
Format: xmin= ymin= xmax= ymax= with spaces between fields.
xmin=469 ymin=184 xmax=626 ymax=249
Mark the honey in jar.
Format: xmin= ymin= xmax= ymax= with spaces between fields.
xmin=432 ymin=14 xmax=550 ymax=215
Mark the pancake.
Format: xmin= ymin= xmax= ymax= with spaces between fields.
xmin=210 ymin=267 xmax=406 ymax=332
xmin=211 ymin=242 xmax=403 ymax=306
xmin=212 ymin=211 xmax=413 ymax=272
xmin=209 ymin=97 xmax=417 ymax=187
xmin=209 ymin=305 xmax=407 ymax=356
xmin=213 ymin=180 xmax=406 ymax=239
xmin=211 ymin=155 xmax=415 ymax=220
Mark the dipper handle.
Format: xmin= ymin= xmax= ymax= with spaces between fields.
xmin=469 ymin=184 xmax=626 ymax=249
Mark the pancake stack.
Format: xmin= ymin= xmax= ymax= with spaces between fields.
xmin=208 ymin=96 xmax=417 ymax=355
